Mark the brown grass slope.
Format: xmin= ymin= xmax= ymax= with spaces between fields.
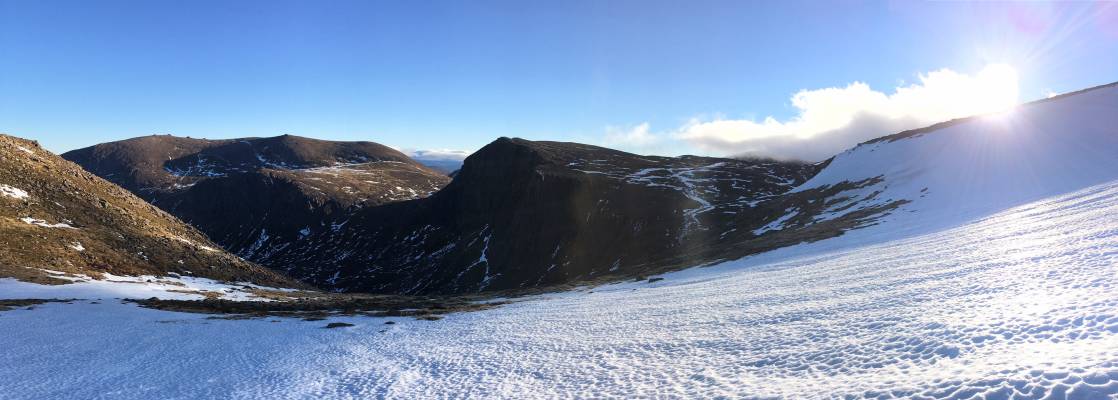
xmin=0 ymin=133 xmax=300 ymax=287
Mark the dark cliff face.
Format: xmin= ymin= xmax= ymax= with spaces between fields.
xmin=0 ymin=134 xmax=299 ymax=288
xmin=155 ymin=170 xmax=336 ymax=259
xmin=260 ymin=137 xmax=826 ymax=294
xmin=62 ymin=134 xmax=451 ymax=272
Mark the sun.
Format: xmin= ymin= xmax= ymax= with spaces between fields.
xmin=972 ymin=63 xmax=1021 ymax=114
xmin=969 ymin=64 xmax=1022 ymax=128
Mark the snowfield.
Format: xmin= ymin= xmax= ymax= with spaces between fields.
xmin=0 ymin=179 xmax=1116 ymax=399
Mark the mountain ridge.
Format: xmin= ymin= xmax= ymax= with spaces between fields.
xmin=62 ymin=134 xmax=451 ymax=273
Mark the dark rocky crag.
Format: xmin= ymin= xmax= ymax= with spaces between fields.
xmin=63 ymin=134 xmax=450 ymax=269
xmin=256 ymin=138 xmax=899 ymax=294
xmin=0 ymin=134 xmax=298 ymax=287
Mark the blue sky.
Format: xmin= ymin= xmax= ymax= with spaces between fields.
xmin=2 ymin=0 xmax=1116 ymax=158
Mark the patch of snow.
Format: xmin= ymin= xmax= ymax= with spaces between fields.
xmin=173 ymin=236 xmax=217 ymax=252
xmin=325 ymin=270 xmax=341 ymax=285
xmin=455 ymin=227 xmax=496 ymax=290
xmin=0 ymin=184 xmax=29 ymax=200
xmin=752 ymin=209 xmax=798 ymax=235
xmin=19 ymin=217 xmax=76 ymax=229
xmin=242 ymin=229 xmax=270 ymax=258
xmin=67 ymin=242 xmax=84 ymax=252
xmin=0 ymin=271 xmax=296 ymax=302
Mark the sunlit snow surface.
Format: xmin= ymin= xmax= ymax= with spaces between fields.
xmin=0 ymin=180 xmax=1116 ymax=399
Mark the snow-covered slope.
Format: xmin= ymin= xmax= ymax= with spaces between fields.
xmin=2 ymin=176 xmax=1117 ymax=399
xmin=794 ymin=82 xmax=1118 ymax=237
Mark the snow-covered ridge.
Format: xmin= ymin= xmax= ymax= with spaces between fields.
xmin=795 ymin=81 xmax=1118 ymax=232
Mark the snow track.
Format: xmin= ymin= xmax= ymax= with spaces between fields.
xmin=3 ymin=180 xmax=1118 ymax=399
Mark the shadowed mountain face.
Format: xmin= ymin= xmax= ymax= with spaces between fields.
xmin=64 ymin=135 xmax=906 ymax=295
xmin=256 ymin=138 xmax=855 ymax=294
xmin=63 ymin=135 xmax=450 ymax=270
xmin=0 ymin=134 xmax=298 ymax=287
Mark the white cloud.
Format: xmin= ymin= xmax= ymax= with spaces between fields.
xmin=602 ymin=123 xmax=659 ymax=147
xmin=675 ymin=64 xmax=1021 ymax=161
xmin=405 ymin=149 xmax=471 ymax=161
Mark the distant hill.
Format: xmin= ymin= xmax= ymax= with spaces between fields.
xmin=412 ymin=158 xmax=463 ymax=175
xmin=63 ymin=134 xmax=450 ymax=272
xmin=0 ymin=133 xmax=297 ymax=287
xmin=406 ymin=149 xmax=468 ymax=175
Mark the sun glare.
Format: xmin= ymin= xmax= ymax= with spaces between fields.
xmin=973 ymin=63 xmax=1020 ymax=114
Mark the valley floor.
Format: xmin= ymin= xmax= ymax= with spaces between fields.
xmin=3 ymin=180 xmax=1118 ymax=399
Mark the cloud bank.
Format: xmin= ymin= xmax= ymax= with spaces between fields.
xmin=405 ymin=149 xmax=471 ymax=161
xmin=674 ymin=64 xmax=1020 ymax=161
